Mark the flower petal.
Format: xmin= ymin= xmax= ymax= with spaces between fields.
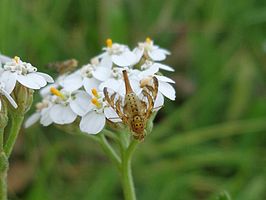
xmin=155 ymin=75 xmax=175 ymax=83
xmin=60 ymin=72 xmax=83 ymax=92
xmin=104 ymin=107 xmax=122 ymax=122
xmin=139 ymin=64 xmax=159 ymax=78
xmin=0 ymin=71 xmax=17 ymax=93
xmin=112 ymin=51 xmax=137 ymax=67
xmin=1 ymin=89 xmax=17 ymax=108
xmin=148 ymin=49 xmax=167 ymax=61
xmin=99 ymin=78 xmax=121 ymax=93
xmin=24 ymin=112 xmax=41 ymax=128
xmin=40 ymin=107 xmax=53 ymax=126
xmin=0 ymin=54 xmax=12 ymax=64
xmin=17 ymin=73 xmax=45 ymax=89
xmin=80 ymin=111 xmax=106 ymax=134
xmin=83 ymin=77 xmax=101 ymax=95
xmin=155 ymin=63 xmax=174 ymax=71
xmin=40 ymin=83 xmax=59 ymax=97
xmin=100 ymin=55 xmax=113 ymax=69
xmin=92 ymin=67 xmax=112 ymax=81
xmin=50 ymin=104 xmax=77 ymax=124
xmin=158 ymin=81 xmax=176 ymax=100
xmin=37 ymin=72 xmax=54 ymax=83
xmin=70 ymin=91 xmax=93 ymax=116
xmin=153 ymin=92 xmax=164 ymax=111
xmin=133 ymin=48 xmax=144 ymax=63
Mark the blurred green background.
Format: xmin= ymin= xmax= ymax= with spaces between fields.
xmin=1 ymin=0 xmax=266 ymax=199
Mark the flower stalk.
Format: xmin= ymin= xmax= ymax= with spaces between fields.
xmin=120 ymin=139 xmax=138 ymax=200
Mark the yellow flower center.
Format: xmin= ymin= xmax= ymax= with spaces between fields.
xmin=106 ymin=38 xmax=113 ymax=48
xmin=14 ymin=56 xmax=20 ymax=64
xmin=91 ymin=97 xmax=101 ymax=108
xmin=145 ymin=37 xmax=152 ymax=44
xmin=50 ymin=87 xmax=65 ymax=99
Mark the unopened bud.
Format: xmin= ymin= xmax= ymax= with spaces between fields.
xmin=10 ymin=84 xmax=34 ymax=115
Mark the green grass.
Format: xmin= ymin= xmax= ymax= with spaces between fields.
xmin=1 ymin=0 xmax=266 ymax=199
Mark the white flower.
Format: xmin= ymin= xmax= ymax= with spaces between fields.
xmin=134 ymin=37 xmax=171 ymax=62
xmin=140 ymin=60 xmax=174 ymax=72
xmin=0 ymin=56 xmax=54 ymax=93
xmin=99 ymin=68 xmax=141 ymax=96
xmin=80 ymin=88 xmax=120 ymax=134
xmin=99 ymin=39 xmax=138 ymax=67
xmin=40 ymin=74 xmax=67 ymax=98
xmin=132 ymin=66 xmax=176 ymax=101
xmin=60 ymin=58 xmax=107 ymax=94
xmin=48 ymin=87 xmax=92 ymax=125
xmin=0 ymin=81 xmax=17 ymax=110
xmin=24 ymin=98 xmax=53 ymax=128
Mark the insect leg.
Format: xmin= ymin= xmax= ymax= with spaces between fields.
xmin=142 ymin=89 xmax=154 ymax=119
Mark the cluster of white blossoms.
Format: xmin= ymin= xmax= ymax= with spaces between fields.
xmin=0 ymin=56 xmax=54 ymax=111
xmin=25 ymin=38 xmax=176 ymax=134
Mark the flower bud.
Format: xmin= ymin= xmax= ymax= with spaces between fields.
xmin=10 ymin=84 xmax=34 ymax=115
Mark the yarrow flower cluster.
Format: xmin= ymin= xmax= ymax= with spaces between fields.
xmin=0 ymin=56 xmax=54 ymax=111
xmin=25 ymin=38 xmax=176 ymax=135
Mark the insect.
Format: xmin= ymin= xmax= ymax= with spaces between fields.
xmin=104 ymin=70 xmax=158 ymax=141
xmin=47 ymin=59 xmax=78 ymax=74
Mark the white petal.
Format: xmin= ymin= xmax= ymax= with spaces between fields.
xmin=83 ymin=77 xmax=101 ymax=95
xmin=139 ymin=65 xmax=159 ymax=78
xmin=0 ymin=54 xmax=12 ymax=64
xmin=70 ymin=91 xmax=93 ymax=116
xmin=104 ymin=107 xmax=122 ymax=122
xmin=0 ymin=100 xmax=2 ymax=110
xmin=17 ymin=74 xmax=44 ymax=89
xmin=161 ymin=48 xmax=171 ymax=55
xmin=154 ymin=92 xmax=164 ymax=111
xmin=155 ymin=75 xmax=175 ymax=83
xmin=0 ymin=71 xmax=17 ymax=93
xmin=50 ymin=104 xmax=77 ymax=124
xmin=92 ymin=67 xmax=112 ymax=81
xmin=99 ymin=78 xmax=121 ymax=93
xmin=40 ymin=107 xmax=53 ymax=126
xmin=40 ymin=83 xmax=59 ymax=97
xmin=158 ymin=81 xmax=176 ymax=100
xmin=129 ymin=78 xmax=142 ymax=95
xmin=133 ymin=47 xmax=144 ymax=63
xmin=155 ymin=63 xmax=174 ymax=71
xmin=37 ymin=72 xmax=54 ymax=83
xmin=80 ymin=111 xmax=106 ymax=134
xmin=112 ymin=51 xmax=137 ymax=67
xmin=27 ymin=73 xmax=47 ymax=87
xmin=24 ymin=112 xmax=40 ymax=128
xmin=1 ymin=89 xmax=17 ymax=108
xmin=100 ymin=55 xmax=113 ymax=69
xmin=148 ymin=49 xmax=167 ymax=61
xmin=60 ymin=73 xmax=83 ymax=92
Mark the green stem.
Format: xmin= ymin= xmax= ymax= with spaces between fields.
xmin=4 ymin=115 xmax=24 ymax=158
xmin=121 ymin=139 xmax=138 ymax=200
xmin=98 ymin=133 xmax=121 ymax=168
xmin=0 ymin=152 xmax=8 ymax=200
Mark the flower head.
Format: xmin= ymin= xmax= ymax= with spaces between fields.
xmin=134 ymin=37 xmax=171 ymax=62
xmin=0 ymin=56 xmax=54 ymax=94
